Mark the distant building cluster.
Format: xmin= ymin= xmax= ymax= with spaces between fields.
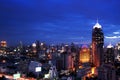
xmin=0 ymin=21 xmax=120 ymax=80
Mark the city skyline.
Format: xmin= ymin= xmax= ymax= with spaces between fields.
xmin=0 ymin=0 xmax=120 ymax=46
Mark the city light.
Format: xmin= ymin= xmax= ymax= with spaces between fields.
xmin=0 ymin=0 xmax=119 ymax=80
xmin=91 ymin=67 xmax=96 ymax=75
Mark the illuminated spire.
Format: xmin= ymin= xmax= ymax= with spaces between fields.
xmin=93 ymin=19 xmax=102 ymax=29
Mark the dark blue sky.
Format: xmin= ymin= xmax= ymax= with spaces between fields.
xmin=0 ymin=0 xmax=120 ymax=46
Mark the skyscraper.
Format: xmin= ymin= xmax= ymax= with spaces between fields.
xmin=104 ymin=44 xmax=114 ymax=64
xmin=92 ymin=21 xmax=104 ymax=67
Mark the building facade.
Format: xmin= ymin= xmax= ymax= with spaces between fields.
xmin=104 ymin=44 xmax=114 ymax=64
xmin=79 ymin=45 xmax=90 ymax=64
xmin=92 ymin=21 xmax=104 ymax=67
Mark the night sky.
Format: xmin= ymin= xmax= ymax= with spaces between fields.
xmin=0 ymin=0 xmax=120 ymax=46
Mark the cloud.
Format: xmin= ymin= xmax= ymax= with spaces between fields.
xmin=113 ymin=31 xmax=120 ymax=34
xmin=0 ymin=0 xmax=120 ymax=45
xmin=105 ymin=36 xmax=120 ymax=39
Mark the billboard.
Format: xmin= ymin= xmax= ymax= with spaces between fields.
xmin=35 ymin=67 xmax=42 ymax=72
xmin=44 ymin=74 xmax=50 ymax=78
xmin=13 ymin=73 xmax=20 ymax=79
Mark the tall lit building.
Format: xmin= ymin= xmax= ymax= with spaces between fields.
xmin=92 ymin=21 xmax=104 ymax=67
xmin=98 ymin=44 xmax=116 ymax=80
xmin=104 ymin=43 xmax=114 ymax=64
xmin=79 ymin=45 xmax=90 ymax=64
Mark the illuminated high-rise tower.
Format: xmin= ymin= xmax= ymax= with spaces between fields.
xmin=92 ymin=20 xmax=104 ymax=67
xmin=104 ymin=43 xmax=114 ymax=64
